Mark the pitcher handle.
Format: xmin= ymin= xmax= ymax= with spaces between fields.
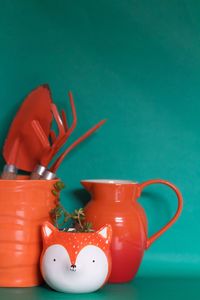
xmin=138 ymin=179 xmax=183 ymax=249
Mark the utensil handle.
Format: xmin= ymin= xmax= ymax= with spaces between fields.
xmin=30 ymin=165 xmax=46 ymax=180
xmin=1 ymin=164 xmax=17 ymax=180
xmin=50 ymin=119 xmax=106 ymax=173
xmin=42 ymin=170 xmax=57 ymax=180
xmin=138 ymin=179 xmax=183 ymax=249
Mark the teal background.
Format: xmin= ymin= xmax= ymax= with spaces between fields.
xmin=0 ymin=0 xmax=199 ymax=292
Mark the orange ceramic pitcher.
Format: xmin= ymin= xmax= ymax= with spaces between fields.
xmin=81 ymin=179 xmax=183 ymax=283
xmin=0 ymin=176 xmax=58 ymax=287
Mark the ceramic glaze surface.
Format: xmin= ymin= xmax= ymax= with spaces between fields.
xmin=82 ymin=179 xmax=183 ymax=283
xmin=40 ymin=222 xmax=112 ymax=293
xmin=0 ymin=176 xmax=58 ymax=287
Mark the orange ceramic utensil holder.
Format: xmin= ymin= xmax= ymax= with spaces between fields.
xmin=0 ymin=176 xmax=58 ymax=287
xmin=82 ymin=179 xmax=183 ymax=283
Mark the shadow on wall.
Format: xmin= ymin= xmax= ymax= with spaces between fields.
xmin=70 ymin=188 xmax=91 ymax=207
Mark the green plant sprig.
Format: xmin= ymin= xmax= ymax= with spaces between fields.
xmin=50 ymin=181 xmax=93 ymax=232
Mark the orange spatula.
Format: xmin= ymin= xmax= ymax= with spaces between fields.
xmin=1 ymin=84 xmax=53 ymax=179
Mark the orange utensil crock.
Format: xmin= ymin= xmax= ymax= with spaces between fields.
xmin=0 ymin=176 xmax=58 ymax=287
xmin=81 ymin=179 xmax=183 ymax=283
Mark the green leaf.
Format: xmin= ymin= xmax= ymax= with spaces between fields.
xmin=50 ymin=201 xmax=92 ymax=233
xmin=54 ymin=181 xmax=65 ymax=191
xmin=52 ymin=190 xmax=58 ymax=196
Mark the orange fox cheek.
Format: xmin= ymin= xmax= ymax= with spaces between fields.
xmin=43 ymin=231 xmax=111 ymax=264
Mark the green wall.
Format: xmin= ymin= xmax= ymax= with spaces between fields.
xmin=0 ymin=0 xmax=199 ymax=277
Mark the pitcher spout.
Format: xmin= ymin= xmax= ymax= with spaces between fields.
xmin=81 ymin=180 xmax=93 ymax=193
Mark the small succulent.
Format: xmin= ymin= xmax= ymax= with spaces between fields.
xmin=50 ymin=181 xmax=93 ymax=232
xmin=52 ymin=181 xmax=66 ymax=196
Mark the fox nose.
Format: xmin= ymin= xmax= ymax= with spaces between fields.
xmin=70 ymin=264 xmax=76 ymax=272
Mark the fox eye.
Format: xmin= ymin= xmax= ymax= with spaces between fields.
xmin=92 ymin=260 xmax=95 ymax=263
xmin=53 ymin=258 xmax=56 ymax=262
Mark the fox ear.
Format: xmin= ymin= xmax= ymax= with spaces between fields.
xmin=97 ymin=224 xmax=112 ymax=243
xmin=42 ymin=221 xmax=57 ymax=239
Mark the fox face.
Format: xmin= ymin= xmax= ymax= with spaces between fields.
xmin=40 ymin=222 xmax=112 ymax=293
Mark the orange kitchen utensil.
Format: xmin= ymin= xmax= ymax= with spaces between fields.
xmin=30 ymin=120 xmax=51 ymax=179
xmin=30 ymin=92 xmax=77 ymax=179
xmin=51 ymin=103 xmax=66 ymax=140
xmin=43 ymin=119 xmax=106 ymax=179
xmin=1 ymin=138 xmax=20 ymax=179
xmin=31 ymin=120 xmax=50 ymax=150
xmin=40 ymin=91 xmax=77 ymax=167
xmin=2 ymin=84 xmax=53 ymax=176
xmin=30 ymin=99 xmax=72 ymax=179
